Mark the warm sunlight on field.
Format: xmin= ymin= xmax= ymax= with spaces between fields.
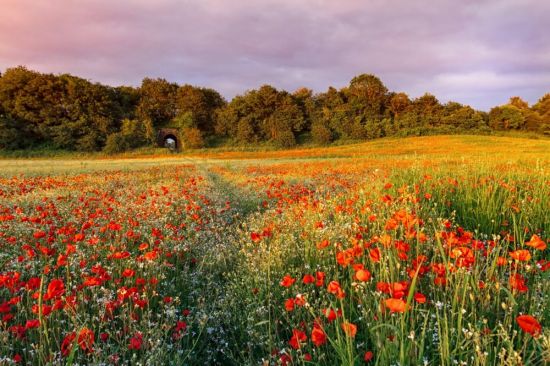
xmin=0 ymin=135 xmax=548 ymax=365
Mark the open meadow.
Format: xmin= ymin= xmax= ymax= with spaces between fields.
xmin=0 ymin=135 xmax=549 ymax=365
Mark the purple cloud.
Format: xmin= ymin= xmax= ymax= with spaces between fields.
xmin=0 ymin=0 xmax=548 ymax=110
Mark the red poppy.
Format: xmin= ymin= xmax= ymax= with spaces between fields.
xmin=128 ymin=332 xmax=143 ymax=350
xmin=25 ymin=319 xmax=40 ymax=329
xmin=285 ymin=298 xmax=295 ymax=312
xmin=341 ymin=322 xmax=357 ymax=338
xmin=385 ymin=298 xmax=407 ymax=313
xmin=414 ymin=293 xmax=427 ymax=304
xmin=250 ymin=232 xmax=261 ymax=243
xmin=294 ymin=294 xmax=306 ymax=307
xmin=323 ymin=308 xmax=338 ymax=322
xmin=315 ymin=271 xmax=325 ymax=287
xmin=369 ymin=248 xmax=381 ymax=262
xmin=317 ymin=239 xmax=330 ymax=249
xmin=302 ymin=274 xmax=315 ymax=284
xmin=364 ymin=351 xmax=374 ymax=362
xmin=327 ymin=281 xmax=345 ymax=298
xmin=44 ymin=279 xmax=65 ymax=301
xmin=175 ymin=321 xmax=187 ymax=332
xmin=143 ymin=250 xmax=158 ymax=261
xmin=509 ymin=249 xmax=531 ymax=262
xmin=516 ymin=315 xmax=541 ymax=337
xmin=83 ymin=277 xmax=103 ymax=287
xmin=311 ymin=325 xmax=327 ymax=347
xmin=280 ymin=275 xmax=296 ymax=287
xmin=122 ymin=269 xmax=135 ymax=278
xmin=61 ymin=332 xmax=76 ymax=357
xmin=355 ymin=269 xmax=371 ymax=282
xmin=289 ymin=329 xmax=307 ymax=349
xmin=78 ymin=327 xmax=95 ymax=354
xmin=525 ymin=235 xmax=546 ymax=250
xmin=111 ymin=251 xmax=130 ymax=260
xmin=509 ymin=273 xmax=528 ymax=292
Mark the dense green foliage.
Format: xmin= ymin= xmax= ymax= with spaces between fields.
xmin=0 ymin=66 xmax=548 ymax=152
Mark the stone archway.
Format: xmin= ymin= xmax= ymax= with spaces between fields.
xmin=157 ymin=128 xmax=181 ymax=151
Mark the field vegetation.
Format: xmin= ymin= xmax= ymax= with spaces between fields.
xmin=0 ymin=135 xmax=548 ymax=365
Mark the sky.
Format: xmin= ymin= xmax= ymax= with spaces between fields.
xmin=0 ymin=0 xmax=549 ymax=111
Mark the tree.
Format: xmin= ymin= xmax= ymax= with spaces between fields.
xmin=136 ymin=78 xmax=178 ymax=142
xmin=0 ymin=108 xmax=25 ymax=149
xmin=214 ymin=85 xmax=303 ymax=145
xmin=413 ymin=93 xmax=443 ymax=127
xmin=292 ymin=87 xmax=316 ymax=131
xmin=531 ymin=94 xmax=550 ymax=133
xmin=388 ymin=92 xmax=411 ymax=118
xmin=311 ymin=121 xmax=333 ymax=144
xmin=442 ymin=105 xmax=487 ymax=129
xmin=509 ymin=96 xmax=529 ymax=110
xmin=488 ymin=105 xmax=525 ymax=130
xmin=103 ymin=119 xmax=147 ymax=154
xmin=176 ymin=85 xmax=225 ymax=134
xmin=347 ymin=74 xmax=388 ymax=121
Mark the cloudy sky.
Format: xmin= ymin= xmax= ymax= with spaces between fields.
xmin=1 ymin=0 xmax=548 ymax=110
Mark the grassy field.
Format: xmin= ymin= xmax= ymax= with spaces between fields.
xmin=0 ymin=135 xmax=548 ymax=365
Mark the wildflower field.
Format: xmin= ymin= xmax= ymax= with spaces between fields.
xmin=0 ymin=135 xmax=548 ymax=365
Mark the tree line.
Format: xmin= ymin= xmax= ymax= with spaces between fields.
xmin=0 ymin=66 xmax=548 ymax=152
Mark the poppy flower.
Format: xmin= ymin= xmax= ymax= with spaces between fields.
xmin=324 ymin=308 xmax=338 ymax=322
xmin=327 ymin=281 xmax=345 ymax=298
xmin=311 ymin=325 xmax=327 ymax=347
xmin=280 ymin=275 xmax=296 ymax=287
xmin=525 ymin=235 xmax=546 ymax=250
xmin=385 ymin=298 xmax=407 ymax=313
xmin=294 ymin=294 xmax=306 ymax=307
xmin=143 ymin=250 xmax=158 ymax=261
xmin=341 ymin=322 xmax=357 ymax=338
xmin=44 ymin=279 xmax=65 ymax=301
xmin=250 ymin=232 xmax=261 ymax=243
xmin=302 ymin=274 xmax=315 ymax=284
xmin=285 ymin=298 xmax=295 ymax=312
xmin=315 ymin=271 xmax=325 ymax=287
xmin=317 ymin=239 xmax=330 ymax=249
xmin=122 ymin=269 xmax=135 ymax=278
xmin=128 ymin=332 xmax=143 ymax=350
xmin=61 ymin=332 xmax=76 ymax=357
xmin=369 ymin=248 xmax=381 ymax=262
xmin=355 ymin=269 xmax=371 ymax=282
xmin=509 ymin=250 xmax=531 ymax=261
xmin=516 ymin=315 xmax=541 ymax=337
xmin=364 ymin=351 xmax=374 ymax=362
xmin=83 ymin=277 xmax=103 ymax=287
xmin=25 ymin=319 xmax=40 ymax=329
xmin=111 ymin=251 xmax=130 ymax=260
xmin=175 ymin=321 xmax=187 ymax=332
xmin=289 ymin=329 xmax=307 ymax=349
xmin=509 ymin=273 xmax=528 ymax=292
xmin=414 ymin=293 xmax=427 ymax=304
xmin=78 ymin=327 xmax=95 ymax=354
